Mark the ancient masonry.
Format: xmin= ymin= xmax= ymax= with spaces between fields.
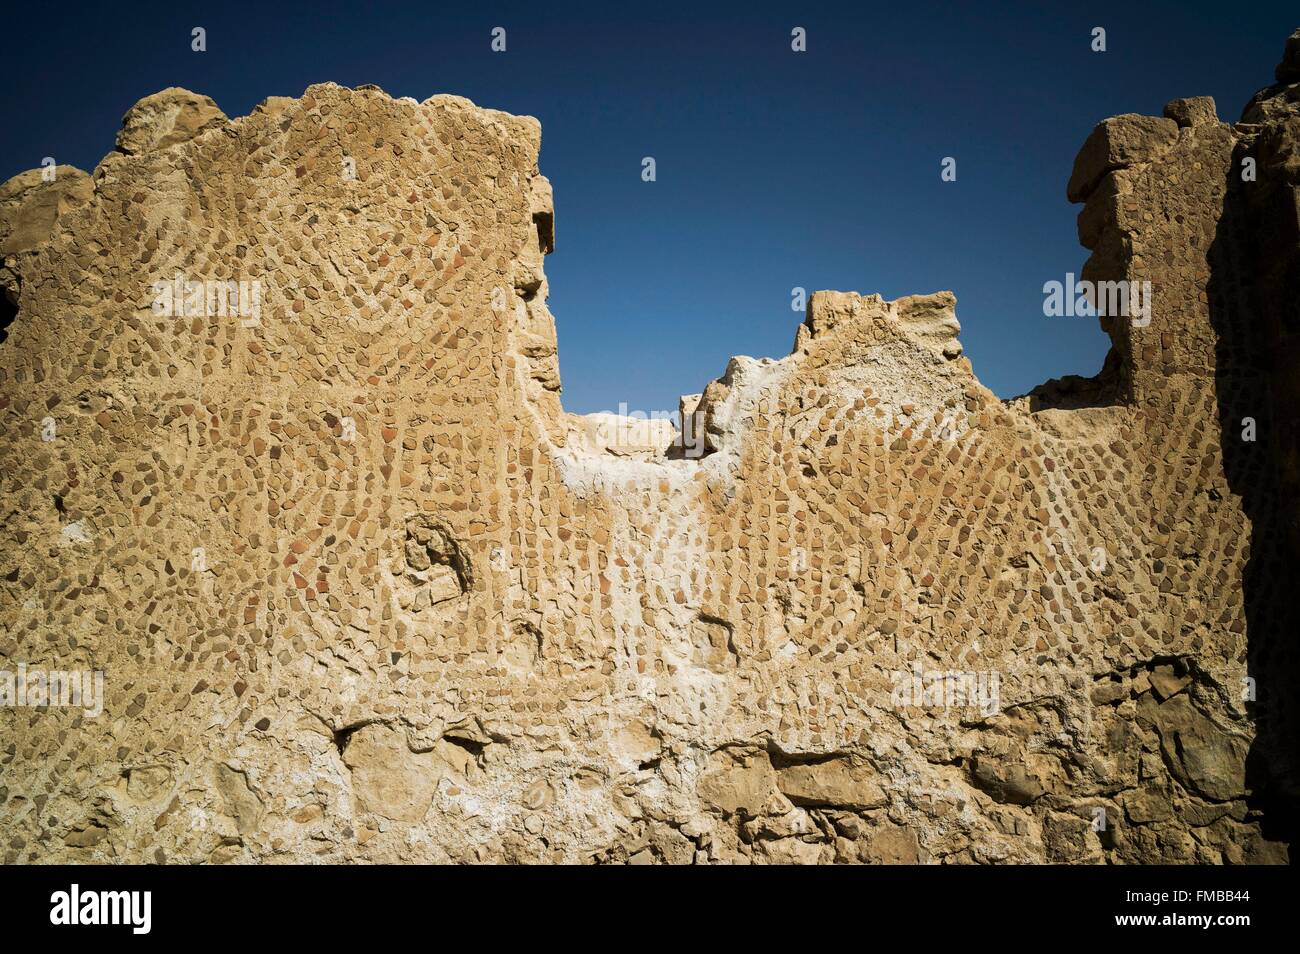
xmin=1 ymin=33 xmax=1297 ymax=864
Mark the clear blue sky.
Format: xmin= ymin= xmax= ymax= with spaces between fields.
xmin=2 ymin=1 xmax=1293 ymax=413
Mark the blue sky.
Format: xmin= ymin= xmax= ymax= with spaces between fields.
xmin=2 ymin=1 xmax=1293 ymax=413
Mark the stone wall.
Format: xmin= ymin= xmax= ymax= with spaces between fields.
xmin=1 ymin=34 xmax=1297 ymax=864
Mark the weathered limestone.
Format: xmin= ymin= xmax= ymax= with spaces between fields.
xmin=115 ymin=88 xmax=228 ymax=156
xmin=0 ymin=166 xmax=93 ymax=256
xmin=1 ymin=31 xmax=1297 ymax=864
xmin=1163 ymin=96 xmax=1220 ymax=128
xmin=1066 ymin=114 xmax=1180 ymax=203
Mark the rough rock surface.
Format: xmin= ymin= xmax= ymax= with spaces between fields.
xmin=1 ymin=38 xmax=1298 ymax=864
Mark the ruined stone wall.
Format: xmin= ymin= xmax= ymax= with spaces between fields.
xmin=0 ymin=35 xmax=1296 ymax=864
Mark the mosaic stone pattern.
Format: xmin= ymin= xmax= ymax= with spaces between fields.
xmin=1 ymin=34 xmax=1297 ymax=863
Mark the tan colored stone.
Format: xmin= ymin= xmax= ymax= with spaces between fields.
xmin=1067 ymin=114 xmax=1179 ymax=202
xmin=341 ymin=724 xmax=469 ymax=823
xmin=775 ymin=759 xmax=887 ymax=810
xmin=697 ymin=750 xmax=782 ymax=817
xmin=115 ymin=87 xmax=227 ymax=155
xmin=2 ymin=36 xmax=1296 ymax=863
